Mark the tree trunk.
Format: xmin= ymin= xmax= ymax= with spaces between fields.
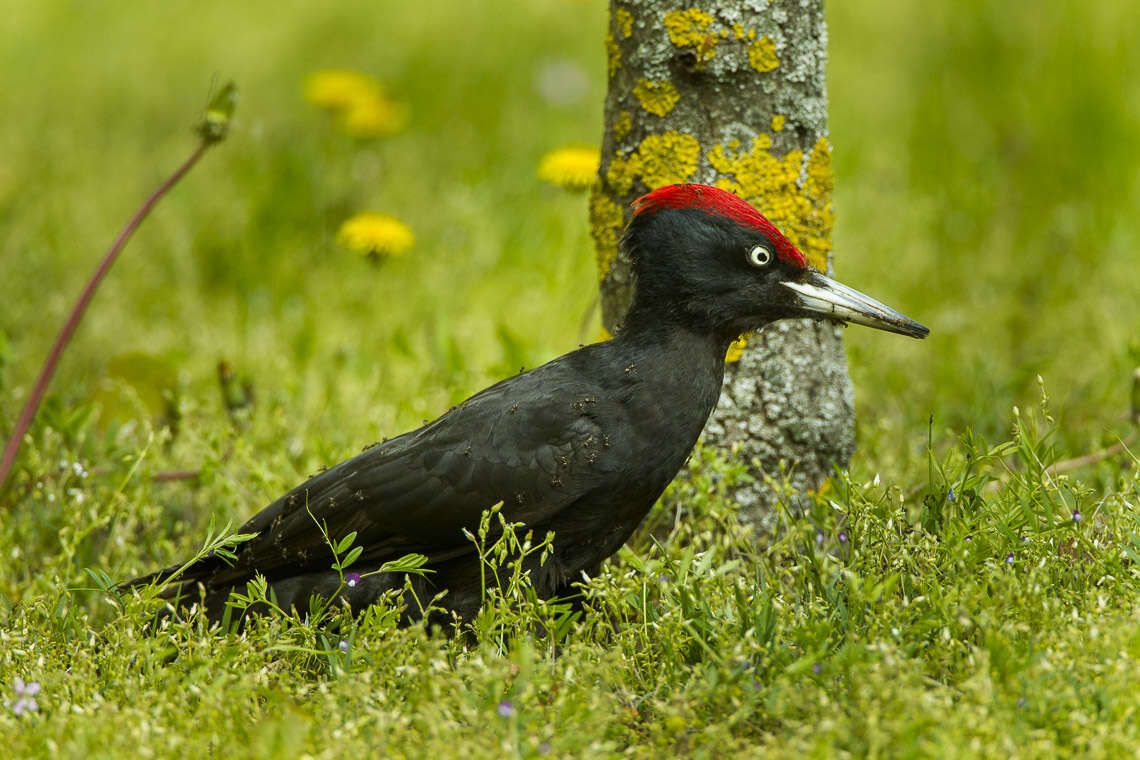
xmin=590 ymin=0 xmax=854 ymax=528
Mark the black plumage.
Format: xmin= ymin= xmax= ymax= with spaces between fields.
xmin=126 ymin=184 xmax=927 ymax=624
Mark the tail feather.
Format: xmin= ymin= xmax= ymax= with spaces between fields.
xmin=118 ymin=554 xmax=226 ymax=598
xmin=118 ymin=564 xmax=183 ymax=592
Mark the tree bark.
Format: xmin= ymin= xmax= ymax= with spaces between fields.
xmin=590 ymin=0 xmax=854 ymax=528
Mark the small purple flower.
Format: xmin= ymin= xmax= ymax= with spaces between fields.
xmin=207 ymin=549 xmax=215 ymax=558
xmin=339 ymin=640 xmax=349 ymax=653
xmin=1005 ymin=553 xmax=1015 ymax=565
xmin=7 ymin=677 xmax=40 ymax=715
xmin=838 ymin=531 xmax=848 ymax=544
xmin=1072 ymin=510 xmax=1081 ymax=523
xmin=947 ymin=488 xmax=956 ymax=502
xmin=345 ymin=572 xmax=361 ymax=588
xmin=812 ymin=662 xmax=822 ymax=675
xmin=964 ymin=535 xmax=973 ymax=542
xmin=1017 ymin=697 xmax=1027 ymax=708
xmin=538 ymin=742 xmax=552 ymax=755
xmin=497 ymin=699 xmax=515 ymax=718
xmin=751 ymin=679 xmax=762 ymax=690
xmin=1021 ymin=536 xmax=1029 ymax=544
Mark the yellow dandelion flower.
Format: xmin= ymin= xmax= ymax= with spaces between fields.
xmin=537 ymin=145 xmax=601 ymax=191
xmin=725 ymin=335 xmax=748 ymax=363
xmin=339 ymin=97 xmax=409 ymax=138
xmin=337 ymin=213 xmax=415 ymax=260
xmin=303 ymin=69 xmax=408 ymax=139
xmin=303 ymin=69 xmax=383 ymax=110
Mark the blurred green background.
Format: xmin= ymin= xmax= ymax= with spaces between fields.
xmin=1 ymin=0 xmax=1138 ymax=521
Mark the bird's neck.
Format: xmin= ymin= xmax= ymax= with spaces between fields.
xmin=611 ymin=317 xmax=728 ymax=416
xmin=621 ymin=298 xmax=739 ymax=358
xmin=622 ymin=288 xmax=744 ymax=356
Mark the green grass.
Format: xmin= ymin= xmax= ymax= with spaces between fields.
xmin=2 ymin=0 xmax=1140 ymax=756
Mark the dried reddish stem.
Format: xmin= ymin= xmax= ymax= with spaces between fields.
xmin=1045 ymin=430 xmax=1138 ymax=476
xmin=1 ymin=141 xmax=211 ymax=490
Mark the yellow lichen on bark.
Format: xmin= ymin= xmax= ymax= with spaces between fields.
xmin=638 ymin=132 xmax=700 ymax=187
xmin=709 ymin=135 xmax=834 ymax=270
xmin=799 ymin=138 xmax=835 ymax=270
xmin=771 ymin=114 xmax=785 ymax=132
xmin=664 ymin=8 xmax=716 ymax=48
xmin=616 ymin=7 xmax=633 ymax=38
xmin=605 ymin=154 xmax=638 ymax=196
xmin=748 ymin=35 xmax=779 ymax=72
xmin=607 ymin=131 xmax=701 ymax=196
xmin=606 ymin=32 xmax=621 ymax=78
xmin=589 ymin=182 xmax=625 ymax=282
xmin=633 ymin=79 xmax=680 ymax=117
xmin=725 ymin=335 xmax=748 ymax=363
xmin=614 ymin=110 xmax=632 ymax=141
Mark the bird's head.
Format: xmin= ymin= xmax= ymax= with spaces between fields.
xmin=621 ymin=183 xmax=929 ymax=344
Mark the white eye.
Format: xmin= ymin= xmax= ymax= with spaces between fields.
xmin=747 ymin=245 xmax=772 ymax=268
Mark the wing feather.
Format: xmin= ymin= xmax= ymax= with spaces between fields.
xmin=204 ymin=361 xmax=622 ymax=587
